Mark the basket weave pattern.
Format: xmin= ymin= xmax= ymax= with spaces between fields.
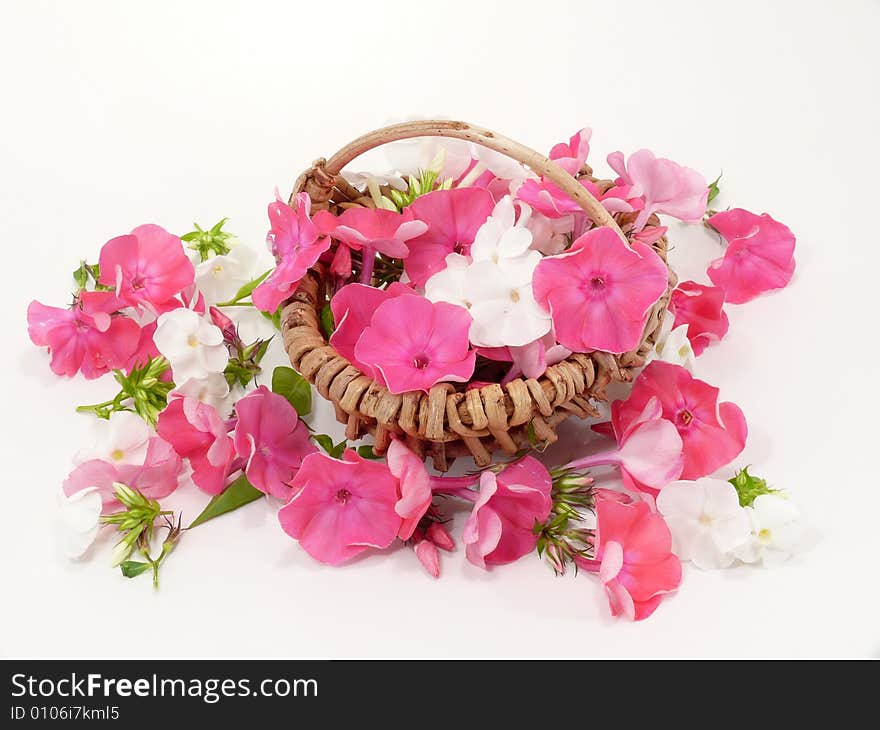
xmin=280 ymin=121 xmax=676 ymax=471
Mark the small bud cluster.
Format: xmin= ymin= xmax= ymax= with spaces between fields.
xmin=535 ymin=467 xmax=596 ymax=575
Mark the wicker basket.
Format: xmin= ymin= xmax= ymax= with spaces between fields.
xmin=280 ymin=120 xmax=676 ymax=471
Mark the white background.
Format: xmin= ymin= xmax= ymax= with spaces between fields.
xmin=1 ymin=0 xmax=878 ymax=658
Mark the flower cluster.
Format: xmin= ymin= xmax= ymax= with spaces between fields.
xmin=30 ymin=123 xmax=801 ymax=622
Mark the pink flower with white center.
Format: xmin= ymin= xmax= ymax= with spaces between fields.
xmin=233 ymin=386 xmax=316 ymax=500
xmin=157 ymin=396 xmax=236 ymax=495
xmin=328 ymin=282 xmax=416 ymax=373
xmin=533 ymin=226 xmax=668 ymax=354
xmin=671 ymin=281 xmax=730 ymax=355
xmin=607 ymin=149 xmax=708 ymax=232
xmin=575 ymin=493 xmax=681 ymax=621
xmin=549 ymin=128 xmax=592 ymax=175
xmin=98 ymin=224 xmax=194 ymax=310
xmin=570 ymin=397 xmax=684 ymax=497
xmin=278 ymin=451 xmax=402 ymax=566
xmin=354 ymin=296 xmax=475 ymax=394
xmin=63 ymin=436 xmax=183 ymax=512
xmin=252 ymin=193 xmax=331 ymax=313
xmin=460 ymin=457 xmax=552 ymax=568
xmin=27 ymin=292 xmax=141 ymax=379
xmin=404 ymin=187 xmax=495 ymax=286
xmin=386 ymin=439 xmax=432 ymax=540
xmin=611 ymin=361 xmax=747 ymax=480
xmin=706 ymin=208 xmax=796 ymax=304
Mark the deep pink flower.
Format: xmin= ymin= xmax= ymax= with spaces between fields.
xmin=157 ymin=396 xmax=235 ymax=495
xmin=124 ymin=321 xmax=162 ymax=373
xmin=631 ymin=225 xmax=668 ymax=246
xmin=386 ymin=439 xmax=432 ymax=540
xmin=533 ymin=226 xmax=668 ymax=354
xmin=63 ymin=436 xmax=183 ymax=511
xmin=462 ymin=457 xmax=552 ymax=568
xmin=671 ymin=281 xmax=729 ymax=355
xmin=98 ymin=224 xmax=194 ymax=310
xmin=328 ymin=282 xmax=416 ymax=372
xmin=278 ymin=451 xmax=402 ymax=565
xmin=354 ymin=296 xmax=475 ymax=394
xmin=27 ymin=292 xmax=141 ymax=379
xmin=549 ymin=128 xmax=592 ymax=174
xmin=612 ymin=361 xmax=747 ymax=480
xmin=404 ymin=188 xmax=495 ymax=286
xmin=324 ymin=207 xmax=426 ymax=259
xmin=233 ymin=385 xmax=316 ymax=499
xmin=426 ymin=522 xmax=455 ymax=551
xmin=575 ymin=493 xmax=681 ymax=621
xmin=516 ymin=177 xmax=640 ymax=219
xmin=252 ymin=193 xmax=331 ymax=313
xmin=569 ymin=397 xmax=684 ymax=497
xmin=706 ymin=208 xmax=796 ymax=304
xmin=607 ymin=149 xmax=707 ymax=232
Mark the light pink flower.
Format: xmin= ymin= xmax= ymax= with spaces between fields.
xmin=233 ymin=385 xmax=316 ymax=500
xmin=671 ymin=281 xmax=729 ymax=355
xmin=63 ymin=437 xmax=183 ymax=512
xmin=354 ymin=296 xmax=475 ymax=394
xmin=98 ymin=224 xmax=194 ymax=310
xmin=533 ymin=226 xmax=668 ymax=354
xmin=386 ymin=439 xmax=432 ymax=540
xmin=325 ymin=207 xmax=426 ymax=259
xmin=252 ymin=193 xmax=331 ymax=313
xmin=549 ymin=128 xmax=592 ymax=175
xmin=278 ymin=451 xmax=402 ymax=566
xmin=462 ymin=457 xmax=552 ymax=568
xmin=157 ymin=396 xmax=235 ymax=495
xmin=575 ymin=493 xmax=681 ymax=621
xmin=610 ymin=361 xmax=747 ymax=480
xmin=477 ymin=332 xmax=571 ymax=382
xmin=706 ymin=208 xmax=796 ymax=304
xmin=404 ymin=188 xmax=495 ymax=286
xmin=569 ymin=397 xmax=684 ymax=497
xmin=27 ymin=292 xmax=141 ymax=379
xmin=515 ymin=177 xmax=641 ymax=220
xmin=328 ymin=282 xmax=416 ymax=372
xmin=607 ymin=149 xmax=708 ymax=231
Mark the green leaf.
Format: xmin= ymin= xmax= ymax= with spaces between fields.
xmin=356 ymin=445 xmax=382 ymax=460
xmin=228 ymin=269 xmax=272 ymax=303
xmin=188 ymin=475 xmax=264 ymax=529
xmin=728 ymin=466 xmax=777 ymax=507
xmin=72 ymin=261 xmax=89 ymax=291
xmin=313 ymin=434 xmax=347 ymax=459
xmin=272 ymin=366 xmax=312 ymax=416
xmin=120 ymin=561 xmax=152 ymax=578
xmin=320 ymin=303 xmax=335 ymax=339
xmin=707 ymin=172 xmax=722 ymax=204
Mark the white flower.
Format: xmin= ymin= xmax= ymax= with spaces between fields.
xmin=735 ymin=494 xmax=804 ymax=566
xmin=341 ymin=170 xmax=407 ymax=192
xmin=657 ymin=478 xmax=752 ymax=569
xmin=194 ymin=243 xmax=257 ymax=305
xmin=57 ymin=487 xmax=103 ymax=559
xmin=171 ymin=373 xmax=231 ymax=414
xmin=646 ymin=310 xmax=696 ymax=372
xmin=425 ymin=197 xmax=551 ymax=348
xmin=154 ymin=308 xmax=228 ymax=384
xmin=75 ymin=411 xmax=150 ymax=466
xmin=385 ymin=136 xmax=473 ymax=180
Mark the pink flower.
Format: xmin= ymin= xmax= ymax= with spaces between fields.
xmin=671 ymin=281 xmax=729 ymax=355
xmin=27 ymin=292 xmax=141 ymax=379
xmin=533 ymin=226 xmax=668 ymax=354
xmin=157 ymin=396 xmax=235 ymax=494
xmin=124 ymin=321 xmax=162 ymax=374
xmin=278 ymin=451 xmax=402 ymax=566
xmin=324 ymin=206 xmax=426 ymax=259
xmin=98 ymin=224 xmax=194 ymax=310
xmin=575 ymin=493 xmax=681 ymax=621
xmin=404 ymin=188 xmax=495 ymax=286
xmin=354 ymin=296 xmax=475 ymax=394
xmin=426 ymin=522 xmax=455 ymax=551
xmin=328 ymin=282 xmax=416 ymax=372
xmin=611 ymin=361 xmax=747 ymax=480
xmin=414 ymin=539 xmax=441 ymax=578
xmin=549 ymin=128 xmax=592 ymax=175
xmin=252 ymin=193 xmax=331 ymax=313
xmin=607 ymin=149 xmax=708 ymax=231
xmin=569 ymin=397 xmax=684 ymax=497
xmin=706 ymin=208 xmax=796 ymax=304
xmin=386 ymin=439 xmax=432 ymax=540
xmin=233 ymin=385 xmax=316 ymax=499
xmin=462 ymin=457 xmax=552 ymax=568
xmin=63 ymin=436 xmax=182 ymax=512
xmin=515 ymin=178 xmax=641 ymax=220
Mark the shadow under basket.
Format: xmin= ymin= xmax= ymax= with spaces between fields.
xmin=280 ymin=120 xmax=677 ymax=471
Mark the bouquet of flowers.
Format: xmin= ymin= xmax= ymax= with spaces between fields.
xmin=30 ymin=120 xmax=802 ymax=621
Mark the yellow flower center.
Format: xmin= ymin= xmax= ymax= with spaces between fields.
xmin=187 ymin=334 xmax=199 ymax=348
xmin=110 ymin=449 xmax=125 ymax=461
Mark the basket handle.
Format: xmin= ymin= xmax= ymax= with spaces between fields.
xmin=292 ymin=119 xmax=627 ymax=243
